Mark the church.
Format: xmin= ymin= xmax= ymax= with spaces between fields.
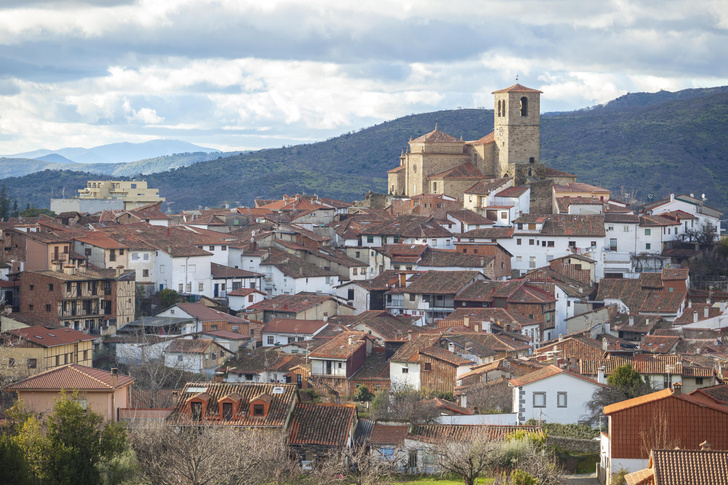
xmin=386 ymin=83 xmax=576 ymax=214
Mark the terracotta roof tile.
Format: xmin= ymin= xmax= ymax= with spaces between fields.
xmin=288 ymin=403 xmax=356 ymax=447
xmin=410 ymin=128 xmax=463 ymax=144
xmin=8 ymin=325 xmax=96 ymax=347
xmin=369 ymin=424 xmax=409 ymax=446
xmin=309 ymin=332 xmax=368 ymax=360
xmin=408 ymin=424 xmax=542 ymax=443
xmin=429 ymin=162 xmax=483 ymax=179
xmin=4 ymin=364 xmax=133 ymax=391
xmin=651 ymin=449 xmax=728 ymax=485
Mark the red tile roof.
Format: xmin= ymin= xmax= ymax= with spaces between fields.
xmin=650 ymin=449 xmax=728 ymax=485
xmin=309 ymin=332 xmax=368 ymax=360
xmin=492 ymin=83 xmax=542 ymax=93
xmin=8 ymin=326 xmax=96 ymax=347
xmin=509 ymin=364 xmax=604 ymax=388
xmin=410 ymin=127 xmax=463 ymax=144
xmin=262 ymin=318 xmax=327 ymax=335
xmin=408 ymin=424 xmax=542 ymax=443
xmin=288 ymin=403 xmax=357 ymax=447
xmin=369 ymin=423 xmax=409 ymax=446
xmin=429 ymin=162 xmax=483 ymax=180
xmin=168 ymin=382 xmax=297 ymax=427
xmin=173 ymin=302 xmax=245 ymax=324
xmin=4 ymin=364 xmax=133 ymax=391
xmin=247 ymin=293 xmax=336 ymax=313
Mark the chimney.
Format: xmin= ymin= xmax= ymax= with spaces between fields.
xmin=694 ymin=311 xmax=699 ymax=323
xmin=645 ymin=318 xmax=649 ymax=327
xmin=559 ymin=334 xmax=563 ymax=342
xmin=597 ymin=366 xmax=606 ymax=384
xmin=110 ymin=368 xmax=118 ymax=387
xmin=629 ymin=316 xmax=635 ymax=327
xmin=602 ymin=337 xmax=608 ymax=351
xmin=408 ymin=330 xmax=412 ymax=341
xmin=63 ymin=265 xmax=76 ymax=276
xmin=688 ymin=300 xmax=692 ymax=309
xmin=474 ymin=323 xmax=480 ymax=333
xmin=673 ymin=382 xmax=682 ymax=396
xmin=348 ymin=334 xmax=354 ymax=346
xmin=705 ymin=306 xmax=710 ymax=318
xmin=399 ymin=273 xmax=407 ymax=287
xmin=700 ymin=440 xmax=712 ymax=451
xmin=215 ymin=371 xmax=224 ymax=383
xmin=448 ymin=342 xmax=455 ymax=352
xmin=464 ymin=316 xmax=470 ymax=328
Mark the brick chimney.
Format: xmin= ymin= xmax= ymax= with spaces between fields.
xmin=110 ymin=368 xmax=118 ymax=387
xmin=673 ymin=382 xmax=682 ymax=396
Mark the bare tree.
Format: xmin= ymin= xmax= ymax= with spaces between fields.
xmin=435 ymin=435 xmax=498 ymax=485
xmin=462 ymin=379 xmax=512 ymax=413
xmin=305 ymin=443 xmax=403 ymax=485
xmin=370 ymin=388 xmax=440 ymax=424
xmin=130 ymin=423 xmax=298 ymax=485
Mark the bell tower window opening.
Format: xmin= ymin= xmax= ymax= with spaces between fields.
xmin=520 ymin=97 xmax=528 ymax=117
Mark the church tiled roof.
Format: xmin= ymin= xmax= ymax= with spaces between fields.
xmin=429 ymin=162 xmax=483 ymax=179
xmin=410 ymin=127 xmax=463 ymax=144
xmin=492 ymin=83 xmax=542 ymax=93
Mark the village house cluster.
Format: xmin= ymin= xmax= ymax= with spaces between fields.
xmin=2 ymin=84 xmax=728 ymax=484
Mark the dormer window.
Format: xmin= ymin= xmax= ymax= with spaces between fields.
xmin=253 ymin=404 xmax=264 ymax=416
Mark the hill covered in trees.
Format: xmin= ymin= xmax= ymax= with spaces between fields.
xmin=5 ymin=85 xmax=728 ymax=215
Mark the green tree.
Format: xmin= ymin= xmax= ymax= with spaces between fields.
xmin=11 ymin=198 xmax=18 ymax=218
xmin=14 ymin=393 xmax=128 ymax=485
xmin=0 ymin=184 xmax=9 ymax=221
xmin=158 ymin=288 xmax=180 ymax=308
xmin=19 ymin=206 xmax=56 ymax=218
xmin=0 ymin=433 xmax=32 ymax=485
xmin=353 ymin=385 xmax=375 ymax=402
xmin=607 ymin=364 xmax=650 ymax=397
xmin=583 ymin=364 xmax=652 ymax=426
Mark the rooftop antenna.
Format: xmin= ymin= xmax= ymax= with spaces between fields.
xmin=516 ymin=74 xmax=519 ymax=82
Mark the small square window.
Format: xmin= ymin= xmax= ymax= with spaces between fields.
xmin=402 ymin=367 xmax=409 ymax=374
xmin=533 ymin=392 xmax=546 ymax=408
xmin=424 ymin=362 xmax=432 ymax=371
xmin=267 ymin=336 xmax=274 ymax=345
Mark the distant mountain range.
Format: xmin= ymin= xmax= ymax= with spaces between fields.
xmin=3 ymin=86 xmax=728 ymax=217
xmin=3 ymin=139 xmax=218 ymax=165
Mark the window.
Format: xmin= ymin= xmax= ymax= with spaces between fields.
xmin=366 ymin=236 xmax=374 ymax=243
xmin=409 ymin=294 xmax=416 ymax=302
xmin=402 ymin=367 xmax=409 ymax=374
xmin=28 ymin=358 xmax=37 ymax=369
xmin=529 ymin=239 xmax=535 ymax=245
xmin=516 ymin=238 xmax=522 ymax=245
xmin=645 ymin=229 xmax=651 ymax=236
xmin=646 ymin=243 xmax=651 ymax=250
xmin=191 ymin=402 xmax=202 ymax=421
xmin=132 ymin=252 xmax=139 ymax=260
xmin=348 ymin=289 xmax=355 ymax=300
xmin=267 ymin=336 xmax=274 ymax=345
xmin=209 ymin=245 xmax=215 ymax=250
xmin=186 ymin=283 xmax=191 ymax=293
xmin=248 ymin=294 xmax=254 ymax=302
xmin=221 ymin=246 xmax=227 ymax=251
xmin=529 ymin=256 xmax=536 ymax=268
xmin=520 ymin=96 xmax=528 ymax=116
xmin=591 ymin=241 xmax=597 ymax=247
xmin=46 ymin=304 xmax=51 ymax=312
xmin=696 ymin=377 xmax=704 ymax=385
xmin=222 ymin=402 xmax=233 ymax=420
xmin=49 ymin=284 xmax=54 ymax=291
xmin=109 ymin=249 xmax=116 ymax=261
xmin=610 ymin=238 xmax=618 ymax=251
xmin=557 ymin=392 xmax=567 ymax=407
xmin=29 ymin=284 xmax=34 ymax=291
xmin=179 ymin=283 xmax=184 ymax=292
xmin=29 ymin=304 xmax=34 ymax=311
xmin=533 ymin=392 xmax=546 ymax=408
xmin=424 ymin=362 xmax=432 ymax=371
xmin=198 ymin=282 xmax=204 ymax=292
xmin=607 ymin=225 xmax=614 ymax=231
xmin=547 ymin=241 xmax=554 ymax=247
xmin=119 ymin=249 xmax=124 ymax=255
xmin=143 ymin=269 xmax=149 ymax=277
xmin=253 ymin=404 xmax=264 ymax=416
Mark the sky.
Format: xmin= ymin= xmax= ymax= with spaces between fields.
xmin=0 ymin=0 xmax=727 ymax=155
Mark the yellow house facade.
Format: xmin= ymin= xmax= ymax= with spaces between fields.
xmin=78 ymin=180 xmax=165 ymax=209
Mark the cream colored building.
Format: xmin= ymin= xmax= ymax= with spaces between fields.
xmin=388 ymin=84 xmax=543 ymax=202
xmin=78 ymin=180 xmax=165 ymax=209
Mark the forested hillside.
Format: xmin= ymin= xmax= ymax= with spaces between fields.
xmin=4 ymin=86 xmax=728 ymax=215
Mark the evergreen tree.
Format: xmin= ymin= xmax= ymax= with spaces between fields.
xmin=0 ymin=184 xmax=9 ymax=221
xmin=12 ymin=198 xmax=18 ymax=218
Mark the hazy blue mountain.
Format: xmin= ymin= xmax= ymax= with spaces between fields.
xmin=5 ymin=139 xmax=218 ymax=165
xmin=34 ymin=154 xmax=76 ymax=164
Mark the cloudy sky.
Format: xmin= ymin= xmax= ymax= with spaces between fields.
xmin=1 ymin=0 xmax=727 ymax=154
